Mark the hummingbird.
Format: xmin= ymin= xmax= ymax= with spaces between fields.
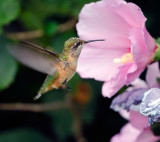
xmin=7 ymin=37 xmax=105 ymax=100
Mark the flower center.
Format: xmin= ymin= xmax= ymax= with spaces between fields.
xmin=113 ymin=53 xmax=134 ymax=64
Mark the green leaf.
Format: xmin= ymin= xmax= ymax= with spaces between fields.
xmin=45 ymin=21 xmax=59 ymax=36
xmin=0 ymin=128 xmax=51 ymax=142
xmin=0 ymin=0 xmax=20 ymax=28
xmin=153 ymin=38 xmax=160 ymax=62
xmin=157 ymin=77 xmax=160 ymax=83
xmin=21 ymin=0 xmax=73 ymax=20
xmin=0 ymin=37 xmax=18 ymax=90
xmin=20 ymin=11 xmax=43 ymax=29
xmin=151 ymin=122 xmax=160 ymax=136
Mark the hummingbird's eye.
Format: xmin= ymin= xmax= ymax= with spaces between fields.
xmin=74 ymin=42 xmax=81 ymax=48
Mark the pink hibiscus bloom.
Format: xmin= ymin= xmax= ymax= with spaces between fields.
xmin=110 ymin=62 xmax=160 ymax=142
xmin=111 ymin=101 xmax=160 ymax=142
xmin=76 ymin=0 xmax=156 ymax=97
xmin=111 ymin=97 xmax=159 ymax=142
xmin=111 ymin=123 xmax=160 ymax=142
xmin=111 ymin=110 xmax=160 ymax=142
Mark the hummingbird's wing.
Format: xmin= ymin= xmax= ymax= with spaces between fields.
xmin=7 ymin=41 xmax=60 ymax=75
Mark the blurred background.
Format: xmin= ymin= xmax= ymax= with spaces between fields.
xmin=0 ymin=0 xmax=160 ymax=142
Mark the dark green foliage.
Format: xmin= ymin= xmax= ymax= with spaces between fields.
xmin=0 ymin=0 xmax=20 ymax=32
xmin=0 ymin=37 xmax=18 ymax=90
xmin=154 ymin=38 xmax=160 ymax=62
xmin=0 ymin=128 xmax=51 ymax=142
xmin=151 ymin=122 xmax=160 ymax=136
xmin=50 ymin=109 xmax=73 ymax=141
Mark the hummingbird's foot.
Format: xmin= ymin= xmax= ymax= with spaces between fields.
xmin=62 ymin=79 xmax=72 ymax=91
xmin=63 ymin=85 xmax=72 ymax=94
xmin=66 ymin=85 xmax=72 ymax=91
xmin=33 ymin=93 xmax=42 ymax=100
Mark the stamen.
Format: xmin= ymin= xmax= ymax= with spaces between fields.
xmin=113 ymin=53 xmax=134 ymax=64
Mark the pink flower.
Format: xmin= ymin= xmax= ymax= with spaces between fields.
xmin=110 ymin=62 xmax=160 ymax=116
xmin=111 ymin=123 xmax=160 ymax=142
xmin=111 ymin=110 xmax=159 ymax=142
xmin=110 ymin=102 xmax=160 ymax=142
xmin=110 ymin=123 xmax=141 ymax=142
xmin=110 ymin=62 xmax=160 ymax=141
xmin=76 ymin=0 xmax=156 ymax=97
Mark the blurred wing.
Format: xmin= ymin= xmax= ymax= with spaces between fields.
xmin=7 ymin=41 xmax=60 ymax=75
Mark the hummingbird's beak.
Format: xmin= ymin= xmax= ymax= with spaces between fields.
xmin=85 ymin=39 xmax=105 ymax=43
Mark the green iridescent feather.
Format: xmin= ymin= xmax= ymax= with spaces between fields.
xmin=38 ymin=72 xmax=59 ymax=94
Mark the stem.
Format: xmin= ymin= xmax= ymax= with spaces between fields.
xmin=0 ymin=93 xmax=87 ymax=141
xmin=6 ymin=19 xmax=77 ymax=40
xmin=0 ymin=101 xmax=69 ymax=112
xmin=65 ymin=94 xmax=87 ymax=142
xmin=70 ymin=103 xmax=87 ymax=142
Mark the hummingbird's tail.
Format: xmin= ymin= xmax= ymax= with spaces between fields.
xmin=33 ymin=93 xmax=42 ymax=100
xmin=33 ymin=75 xmax=57 ymax=100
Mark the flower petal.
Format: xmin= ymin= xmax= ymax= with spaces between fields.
xmin=140 ymin=88 xmax=160 ymax=125
xmin=110 ymin=88 xmax=147 ymax=111
xmin=146 ymin=62 xmax=160 ymax=88
xmin=130 ymin=78 xmax=148 ymax=89
xmin=76 ymin=0 xmax=131 ymax=48
xmin=126 ymin=27 xmax=156 ymax=84
xmin=130 ymin=110 xmax=148 ymax=130
xmin=136 ymin=127 xmax=160 ymax=142
xmin=77 ymin=46 xmax=128 ymax=81
xmin=102 ymin=63 xmax=136 ymax=97
xmin=113 ymin=2 xmax=146 ymax=28
xmin=110 ymin=123 xmax=141 ymax=142
xmin=103 ymin=0 xmax=126 ymax=6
